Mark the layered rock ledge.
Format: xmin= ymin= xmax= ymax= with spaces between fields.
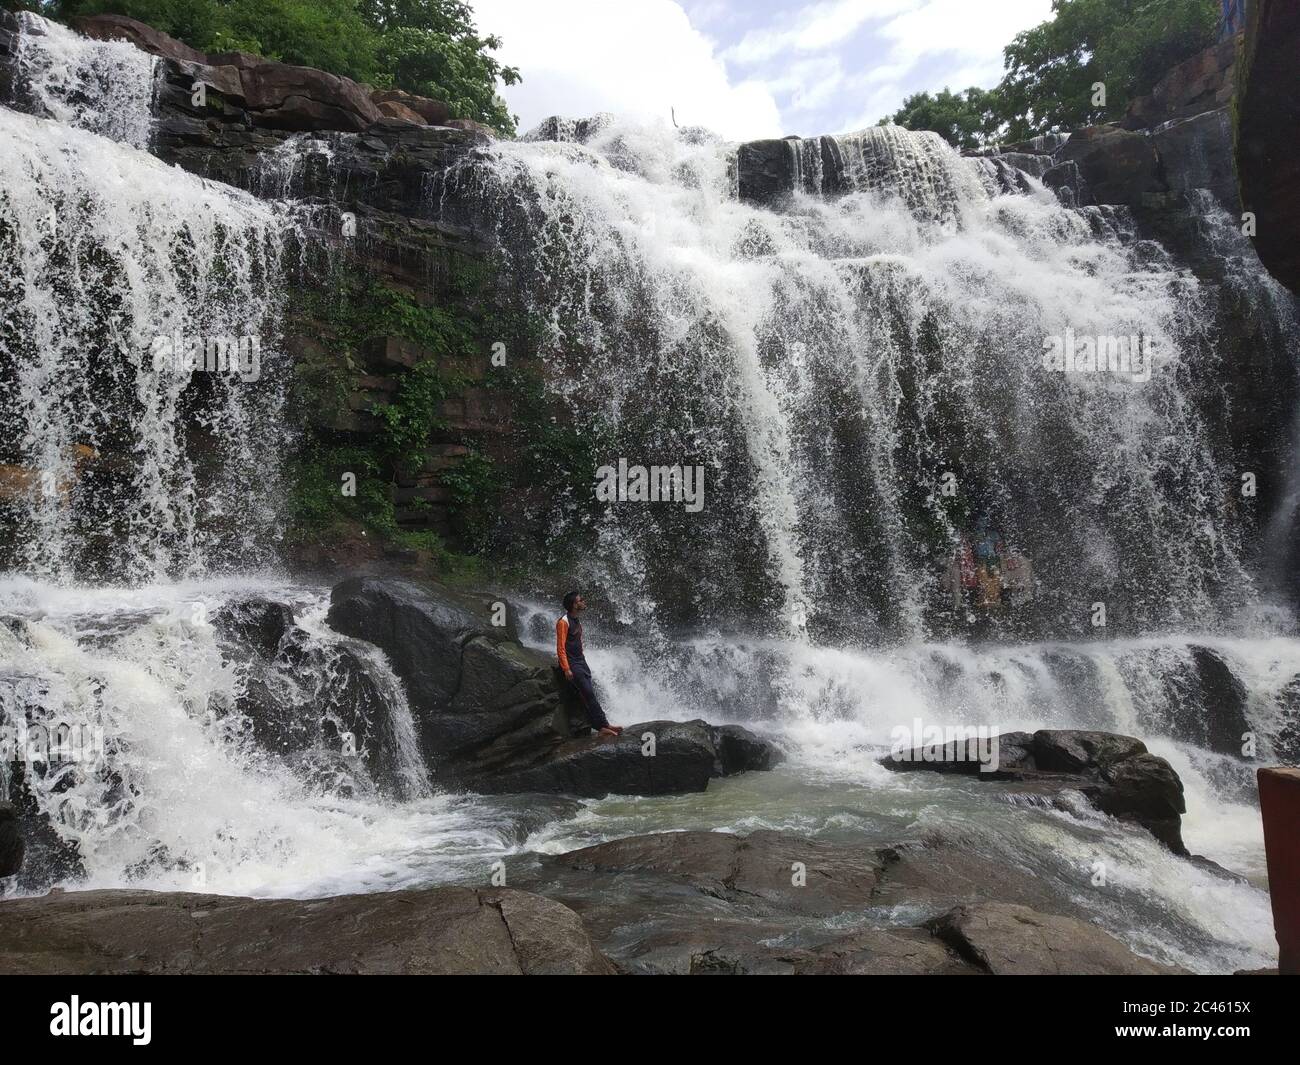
xmin=1 ymin=828 xmax=1182 ymax=976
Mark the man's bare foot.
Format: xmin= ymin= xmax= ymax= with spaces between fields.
xmin=598 ymin=726 xmax=619 ymax=737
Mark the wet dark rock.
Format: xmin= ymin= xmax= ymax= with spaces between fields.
xmin=468 ymin=718 xmax=779 ymax=798
xmin=0 ymin=678 xmax=87 ymax=891
xmin=212 ymin=598 xmax=294 ymax=659
xmin=1151 ymin=109 xmax=1238 ymax=212
xmin=326 ymin=576 xmax=555 ymax=763
xmin=326 ymin=577 xmax=778 ymax=796
xmin=0 ymin=800 xmax=22 ymax=879
xmin=1 ymin=764 xmax=85 ymax=892
xmin=517 ymin=829 xmax=1168 ymax=975
xmin=736 ymin=138 xmax=797 ymax=205
xmin=210 ymin=596 xmax=415 ymax=797
xmin=792 ymin=927 xmax=979 ymax=975
xmin=1082 ymin=753 xmax=1187 ymax=854
xmin=1187 ymin=646 xmax=1252 ymax=755
xmin=930 ymin=901 xmax=1180 ymax=975
xmin=870 ymin=835 xmax=1069 ymax=914
xmin=1237 ymin=0 xmax=1300 ymax=295
xmin=883 ymin=728 xmax=1188 ymax=854
xmin=1033 ymin=729 xmax=1147 ymax=772
xmin=1047 ymin=125 xmax=1161 ymax=208
xmin=0 ymin=887 xmax=614 ymax=974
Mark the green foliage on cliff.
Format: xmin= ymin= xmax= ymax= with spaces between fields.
xmin=287 ymin=274 xmax=477 ymax=558
xmin=996 ymin=0 xmax=1219 ymax=140
xmin=888 ymin=0 xmax=1220 ymax=144
xmin=39 ymin=0 xmax=521 ymax=133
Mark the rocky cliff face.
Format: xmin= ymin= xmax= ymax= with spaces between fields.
xmin=1237 ymin=0 xmax=1300 ymax=297
xmin=0 ymin=11 xmax=517 ymax=561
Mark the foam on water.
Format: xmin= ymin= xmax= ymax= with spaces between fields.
xmin=0 ymin=20 xmax=1293 ymax=973
xmin=0 ymin=105 xmax=298 ymax=582
xmin=445 ymin=115 xmax=1285 ymax=641
xmin=13 ymin=12 xmax=157 ymax=148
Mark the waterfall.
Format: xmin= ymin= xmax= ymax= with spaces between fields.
xmin=0 ymin=108 xmax=298 ymax=582
xmin=12 ymin=11 xmax=157 ymax=149
xmin=0 ymin=581 xmax=438 ymax=894
xmin=0 ymin=14 xmax=1295 ymax=972
xmin=444 ymin=116 xmax=1292 ymax=642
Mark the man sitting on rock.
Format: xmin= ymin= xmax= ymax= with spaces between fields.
xmin=557 ymin=591 xmax=622 ymax=737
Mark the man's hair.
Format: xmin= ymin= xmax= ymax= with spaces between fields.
xmin=562 ymin=590 xmax=580 ymax=612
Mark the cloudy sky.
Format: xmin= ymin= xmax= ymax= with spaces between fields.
xmin=469 ymin=0 xmax=1055 ymax=141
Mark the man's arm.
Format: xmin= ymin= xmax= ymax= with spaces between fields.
xmin=556 ymin=616 xmax=573 ymax=679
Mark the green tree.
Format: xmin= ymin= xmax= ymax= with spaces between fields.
xmin=884 ymin=86 xmax=1001 ymax=149
xmin=994 ymin=0 xmax=1219 ymax=141
xmin=360 ymin=1 xmax=520 ymax=134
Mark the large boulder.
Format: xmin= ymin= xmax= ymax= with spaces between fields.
xmin=0 ymin=887 xmax=613 ymax=975
xmin=325 ymin=577 xmax=559 ymax=765
xmin=1044 ymin=125 xmax=1160 ymax=207
xmin=930 ymin=901 xmax=1178 ymax=975
xmin=883 ymin=728 xmax=1188 ymax=854
xmin=210 ymin=597 xmax=417 ymax=798
xmin=325 ymin=578 xmax=778 ymax=795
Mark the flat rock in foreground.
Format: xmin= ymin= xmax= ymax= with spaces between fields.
xmin=519 ymin=829 xmax=1178 ymax=975
xmin=930 ymin=901 xmax=1180 ymax=975
xmin=0 ymin=887 xmax=613 ymax=975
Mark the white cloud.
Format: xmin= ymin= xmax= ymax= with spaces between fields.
xmin=722 ymin=0 xmax=916 ymax=65
xmin=837 ymin=0 xmax=1053 ymax=129
xmin=468 ymin=0 xmax=1055 ymax=142
xmin=726 ymin=0 xmax=1053 ymax=134
xmin=470 ymin=0 xmax=783 ymax=141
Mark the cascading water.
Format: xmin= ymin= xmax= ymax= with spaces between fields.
xmin=12 ymin=11 xmax=156 ymax=149
xmin=2 ymin=14 xmax=1297 ymax=974
xmin=441 ymin=116 xmax=1300 ymax=971
xmin=444 ymin=119 xmax=1284 ymax=642
xmin=0 ymin=108 xmax=295 ymax=582
xmin=0 ymin=14 xmax=576 ymax=907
